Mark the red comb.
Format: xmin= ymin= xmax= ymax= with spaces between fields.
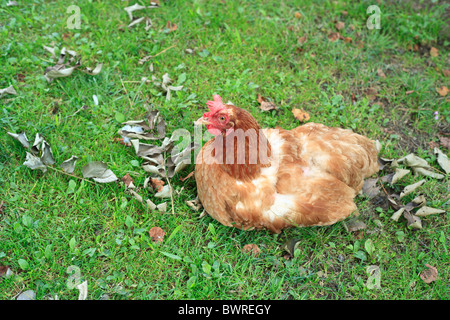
xmin=204 ymin=95 xmax=225 ymax=117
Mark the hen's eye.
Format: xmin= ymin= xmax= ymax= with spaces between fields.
xmin=218 ymin=116 xmax=226 ymax=122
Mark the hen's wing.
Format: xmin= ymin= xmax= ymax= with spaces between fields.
xmin=290 ymin=123 xmax=379 ymax=192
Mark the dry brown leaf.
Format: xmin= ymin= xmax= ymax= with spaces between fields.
xmin=343 ymin=37 xmax=353 ymax=43
xmin=121 ymin=173 xmax=134 ymax=187
xmin=420 ymin=264 xmax=438 ymax=284
xmin=150 ymin=178 xmax=165 ymax=192
xmin=335 ymin=21 xmax=345 ymax=30
xmin=327 ymin=32 xmax=341 ymax=42
xmin=443 ymin=69 xmax=450 ymax=77
xmin=242 ymin=244 xmax=261 ymax=257
xmin=406 ymin=90 xmax=415 ymax=95
xmin=365 ymin=87 xmax=378 ymax=100
xmin=377 ymin=68 xmax=386 ymax=78
xmin=437 ymin=86 xmax=449 ymax=97
xmin=297 ymin=36 xmax=307 ymax=45
xmin=257 ymin=94 xmax=277 ymax=111
xmin=294 ymin=12 xmax=302 ymax=19
xmin=166 ymin=21 xmax=178 ymax=32
xmin=430 ymin=47 xmax=439 ymax=57
xmin=292 ymin=108 xmax=310 ymax=122
xmin=148 ymin=227 xmax=165 ymax=243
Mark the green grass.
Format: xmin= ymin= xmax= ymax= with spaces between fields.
xmin=0 ymin=0 xmax=449 ymax=300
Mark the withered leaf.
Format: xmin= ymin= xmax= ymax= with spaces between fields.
xmin=60 ymin=155 xmax=78 ymax=174
xmin=7 ymin=132 xmax=30 ymax=149
xmin=415 ymin=206 xmax=445 ymax=217
xmin=166 ymin=21 xmax=178 ymax=32
xmin=257 ymin=94 xmax=277 ymax=111
xmin=0 ymin=85 xmax=17 ymax=98
xmin=335 ymin=21 xmax=345 ymax=30
xmin=400 ymin=179 xmax=426 ymax=199
xmin=420 ymin=264 xmax=438 ymax=283
xmin=82 ymin=161 xmax=118 ymax=183
xmin=23 ymin=152 xmax=47 ymax=172
xmin=148 ymin=226 xmax=165 ymax=243
xmin=437 ymin=86 xmax=449 ymax=97
xmin=434 ymin=147 xmax=449 ymax=174
xmin=403 ymin=211 xmax=422 ymax=229
xmin=343 ymin=217 xmax=367 ymax=232
xmin=362 ymin=178 xmax=380 ymax=199
xmin=430 ymin=47 xmax=439 ymax=57
xmin=121 ymin=173 xmax=134 ymax=187
xmin=380 ymin=168 xmax=410 ymax=184
xmin=412 ymin=167 xmax=444 ymax=179
xmin=377 ymin=68 xmax=386 ymax=78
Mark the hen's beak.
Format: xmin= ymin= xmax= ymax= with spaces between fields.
xmin=194 ymin=116 xmax=210 ymax=126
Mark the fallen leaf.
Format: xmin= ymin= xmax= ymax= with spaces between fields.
xmin=434 ymin=147 xmax=449 ymax=174
xmin=343 ymin=217 xmax=367 ymax=232
xmin=166 ymin=21 xmax=178 ymax=32
xmin=415 ymin=206 xmax=446 ymax=217
xmin=186 ymin=198 xmax=202 ymax=211
xmin=294 ymin=12 xmax=302 ymax=19
xmin=400 ymin=179 xmax=426 ymax=199
xmin=82 ymin=161 xmax=118 ymax=183
xmin=156 ymin=202 xmax=168 ymax=213
xmin=420 ymin=264 xmax=438 ymax=283
xmin=343 ymin=37 xmax=353 ymax=43
xmin=362 ymin=178 xmax=380 ymax=198
xmin=7 ymin=132 xmax=30 ymax=149
xmin=397 ymin=153 xmax=430 ymax=169
xmin=154 ymin=184 xmax=172 ymax=198
xmin=16 ymin=290 xmax=35 ymax=300
xmin=0 ymin=85 xmax=17 ymax=98
xmin=403 ymin=211 xmax=422 ymax=229
xmin=438 ymin=135 xmax=450 ymax=149
xmin=335 ymin=21 xmax=345 ymax=30
xmin=283 ymin=238 xmax=301 ymax=256
xmin=60 ymin=155 xmax=78 ymax=174
xmin=23 ymin=152 xmax=47 ymax=172
xmin=430 ymin=47 xmax=439 ymax=57
xmin=242 ymin=244 xmax=261 ymax=257
xmin=381 ymin=168 xmax=410 ymax=184
xmin=443 ymin=69 xmax=450 ymax=77
xmin=297 ymin=36 xmax=307 ymax=45
xmin=292 ymin=108 xmax=310 ymax=122
xmin=412 ymin=167 xmax=444 ymax=179
xmin=406 ymin=90 xmax=415 ymax=95
xmin=257 ymin=94 xmax=277 ymax=111
xmin=327 ymin=32 xmax=341 ymax=42
xmin=391 ymin=208 xmax=405 ymax=222
xmin=149 ymin=178 xmax=165 ymax=192
xmin=149 ymin=227 xmax=165 ymax=243
xmin=365 ymin=87 xmax=378 ymax=100
xmin=121 ymin=173 xmax=134 ymax=187
xmin=437 ymin=86 xmax=449 ymax=97
xmin=377 ymin=68 xmax=386 ymax=78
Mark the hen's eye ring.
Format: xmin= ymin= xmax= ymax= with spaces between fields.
xmin=219 ymin=116 xmax=226 ymax=122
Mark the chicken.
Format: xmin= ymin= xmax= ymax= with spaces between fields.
xmin=194 ymin=95 xmax=379 ymax=233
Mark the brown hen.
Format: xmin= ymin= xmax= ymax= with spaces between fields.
xmin=195 ymin=95 xmax=379 ymax=233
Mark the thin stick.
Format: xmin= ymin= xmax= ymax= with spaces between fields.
xmin=47 ymin=165 xmax=96 ymax=184
xmin=119 ymin=75 xmax=134 ymax=109
xmin=138 ymin=45 xmax=176 ymax=64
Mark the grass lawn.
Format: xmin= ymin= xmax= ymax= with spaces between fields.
xmin=0 ymin=0 xmax=449 ymax=300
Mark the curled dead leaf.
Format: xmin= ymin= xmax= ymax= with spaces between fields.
xmin=149 ymin=227 xmax=165 ymax=243
xmin=292 ymin=108 xmax=310 ymax=122
xmin=257 ymin=94 xmax=277 ymax=111
xmin=377 ymin=68 xmax=386 ymax=78
xmin=430 ymin=47 xmax=439 ymax=57
xmin=166 ymin=21 xmax=178 ymax=32
xmin=121 ymin=173 xmax=134 ymax=187
xmin=294 ymin=12 xmax=302 ymax=19
xmin=335 ymin=21 xmax=345 ymax=30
